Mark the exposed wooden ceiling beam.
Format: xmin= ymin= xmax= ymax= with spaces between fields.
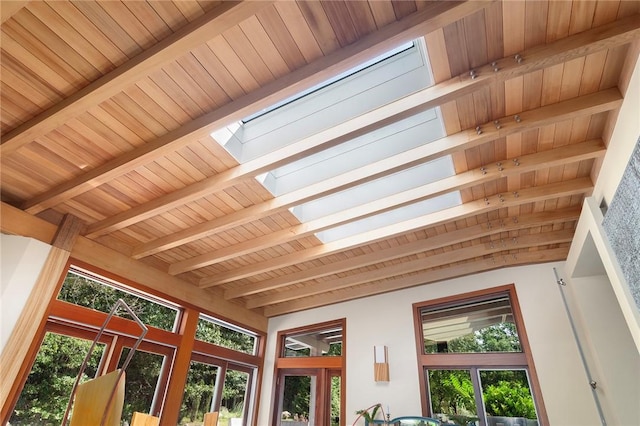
xmin=247 ymin=228 xmax=575 ymax=308
xmin=225 ymin=207 xmax=580 ymax=300
xmin=131 ymin=86 xmax=615 ymax=260
xmin=0 ymin=1 xmax=274 ymax=157
xmin=106 ymin=88 xmax=622 ymax=250
xmin=23 ymin=14 xmax=636 ymax=226
xmin=0 ymin=1 xmax=30 ymax=24
xmin=199 ymin=176 xmax=593 ymax=287
xmin=263 ymin=247 xmax=570 ymax=317
xmin=496 ymin=13 xmax=640 ymax=80
xmin=19 ymin=0 xmax=492 ymax=216
xmin=170 ymin=140 xmax=603 ymax=274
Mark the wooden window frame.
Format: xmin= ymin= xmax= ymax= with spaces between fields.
xmin=186 ymin=351 xmax=260 ymax=426
xmin=412 ymin=285 xmax=549 ymax=425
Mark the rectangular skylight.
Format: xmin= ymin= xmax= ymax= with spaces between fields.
xmin=211 ymin=38 xmax=460 ymax=248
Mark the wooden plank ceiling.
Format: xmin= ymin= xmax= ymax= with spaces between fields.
xmin=1 ymin=1 xmax=639 ymax=318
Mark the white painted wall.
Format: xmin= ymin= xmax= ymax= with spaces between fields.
xmin=564 ymin=274 xmax=640 ymax=425
xmin=258 ymin=262 xmax=600 ymax=426
xmin=0 ymin=234 xmax=52 ymax=352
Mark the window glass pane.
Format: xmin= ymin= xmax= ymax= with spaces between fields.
xmin=479 ymin=370 xmax=538 ymax=426
xmin=221 ymin=368 xmax=250 ymax=426
xmin=196 ymin=315 xmax=257 ymax=355
xmin=179 ymin=361 xmax=220 ymax=425
xmin=118 ymin=347 xmax=165 ymax=421
xmin=283 ymin=326 xmax=342 ymax=357
xmin=421 ymin=295 xmax=522 ymax=353
xmin=427 ymin=369 xmax=479 ymax=426
xmin=58 ymin=270 xmax=178 ymax=331
xmin=9 ymin=332 xmax=105 ymax=425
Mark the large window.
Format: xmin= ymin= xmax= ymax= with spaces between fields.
xmin=6 ymin=263 xmax=264 ymax=426
xmin=272 ymin=319 xmax=345 ymax=426
xmin=413 ymin=287 xmax=546 ymax=426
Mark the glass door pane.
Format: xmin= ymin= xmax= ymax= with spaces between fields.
xmin=179 ymin=361 xmax=220 ymax=425
xmin=479 ymin=369 xmax=538 ymax=426
xmin=426 ymin=369 xmax=479 ymax=426
xmin=279 ymin=374 xmax=316 ymax=426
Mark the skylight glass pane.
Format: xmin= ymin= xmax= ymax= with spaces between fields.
xmin=291 ymin=158 xmax=456 ymax=223
xmin=261 ymin=108 xmax=443 ymax=197
xmin=212 ymin=38 xmax=430 ymax=163
xmin=241 ymin=41 xmax=414 ymax=123
xmin=314 ymin=191 xmax=462 ymax=244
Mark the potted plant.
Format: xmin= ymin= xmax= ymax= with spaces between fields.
xmin=353 ymin=403 xmax=384 ymax=425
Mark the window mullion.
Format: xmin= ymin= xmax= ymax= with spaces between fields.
xmin=212 ymin=361 xmax=227 ymax=413
xmin=151 ymin=352 xmax=173 ymax=417
xmin=470 ymin=367 xmax=487 ymax=426
xmin=418 ymin=352 xmax=528 ymax=367
xmin=100 ymin=334 xmax=122 ymax=375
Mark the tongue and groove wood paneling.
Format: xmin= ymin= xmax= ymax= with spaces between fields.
xmin=1 ymin=1 xmax=638 ymax=316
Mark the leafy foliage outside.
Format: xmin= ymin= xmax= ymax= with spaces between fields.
xmin=179 ymin=362 xmax=217 ymax=425
xmin=426 ymin=323 xmax=521 ymax=354
xmin=482 ymin=376 xmax=537 ymax=419
xmin=177 ymin=316 xmax=256 ymax=424
xmin=195 ymin=317 xmax=256 ymax=355
xmin=10 ymin=333 xmax=104 ymax=425
xmin=427 ymin=324 xmax=537 ymax=426
xmin=330 ymin=376 xmax=341 ymax=426
xmin=282 ymin=375 xmax=311 ymax=420
xmin=220 ymin=369 xmax=249 ymax=422
xmin=59 ymin=271 xmax=177 ymax=331
xmin=118 ymin=348 xmax=164 ymax=421
xmin=178 ymin=364 xmax=248 ymax=426
xmin=428 ymin=370 xmax=478 ymax=425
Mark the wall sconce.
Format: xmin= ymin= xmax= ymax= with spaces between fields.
xmin=374 ymin=345 xmax=389 ymax=382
